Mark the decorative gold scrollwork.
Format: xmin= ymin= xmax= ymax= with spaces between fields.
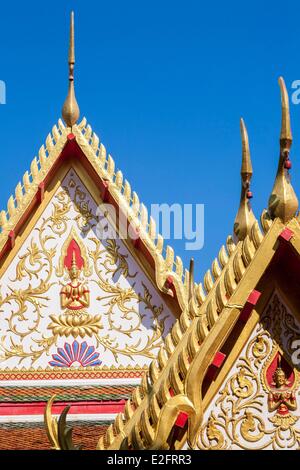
xmin=89 ymin=236 xmax=168 ymax=360
xmin=0 ymin=174 xmax=170 ymax=364
xmin=198 ymin=294 xmax=300 ymax=450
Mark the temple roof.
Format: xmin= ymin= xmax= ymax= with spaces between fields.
xmin=2 ymin=12 xmax=299 ymax=451
xmin=95 ymin=77 xmax=300 ymax=451
xmin=98 ymin=213 xmax=300 ymax=450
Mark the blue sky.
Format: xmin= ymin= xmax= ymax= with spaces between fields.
xmin=1 ymin=0 xmax=300 ymax=282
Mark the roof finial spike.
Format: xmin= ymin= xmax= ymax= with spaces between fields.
xmin=62 ymin=11 xmax=80 ymax=128
xmin=233 ymin=118 xmax=256 ymax=242
xmin=69 ymin=11 xmax=75 ymax=69
xmin=268 ymin=77 xmax=298 ymax=223
xmin=240 ymin=118 xmax=252 ymax=176
xmin=279 ymin=76 xmax=292 ymax=144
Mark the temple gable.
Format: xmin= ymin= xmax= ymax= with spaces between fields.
xmin=0 ymin=168 xmax=174 ymax=372
xmin=197 ymin=292 xmax=300 ymax=450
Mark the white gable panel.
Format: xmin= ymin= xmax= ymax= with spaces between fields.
xmin=196 ymin=292 xmax=300 ymax=450
xmin=0 ymin=168 xmax=174 ymax=371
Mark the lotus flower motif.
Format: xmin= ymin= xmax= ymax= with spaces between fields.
xmin=49 ymin=341 xmax=101 ymax=368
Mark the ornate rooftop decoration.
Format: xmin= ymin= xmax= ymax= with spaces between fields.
xmin=1 ymin=10 xmax=300 ymax=451
xmin=233 ymin=118 xmax=256 ymax=241
xmin=62 ymin=11 xmax=80 ymax=128
xmin=268 ymin=77 xmax=298 ymax=222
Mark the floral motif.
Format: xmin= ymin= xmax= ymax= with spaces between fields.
xmin=0 ymin=172 xmax=170 ymax=366
xmin=49 ymin=341 xmax=102 ymax=368
xmin=198 ymin=294 xmax=300 ymax=450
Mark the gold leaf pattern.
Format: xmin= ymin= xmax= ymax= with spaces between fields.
xmin=0 ymin=173 xmax=170 ymax=365
xmin=198 ymin=294 xmax=300 ymax=450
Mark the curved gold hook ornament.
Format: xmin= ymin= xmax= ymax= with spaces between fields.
xmin=44 ymin=395 xmax=82 ymax=450
xmin=57 ymin=405 xmax=82 ymax=450
xmin=148 ymin=395 xmax=196 ymax=450
xmin=120 ymin=395 xmax=196 ymax=450
xmin=268 ymin=77 xmax=298 ymax=222
xmin=44 ymin=395 xmax=60 ymax=450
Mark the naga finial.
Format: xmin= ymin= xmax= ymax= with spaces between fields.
xmin=268 ymin=77 xmax=298 ymax=223
xmin=62 ymin=11 xmax=80 ymax=128
xmin=233 ymin=118 xmax=256 ymax=241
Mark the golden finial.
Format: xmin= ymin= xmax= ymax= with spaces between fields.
xmin=62 ymin=11 xmax=80 ymax=128
xmin=268 ymin=77 xmax=298 ymax=223
xmin=233 ymin=119 xmax=256 ymax=241
xmin=279 ymin=77 xmax=292 ymax=143
xmin=240 ymin=118 xmax=252 ymax=176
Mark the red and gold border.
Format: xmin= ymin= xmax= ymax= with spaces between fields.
xmin=0 ymin=366 xmax=147 ymax=381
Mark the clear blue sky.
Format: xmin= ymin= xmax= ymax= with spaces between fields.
xmin=1 ymin=0 xmax=300 ymax=282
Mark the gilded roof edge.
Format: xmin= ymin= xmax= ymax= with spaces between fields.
xmin=98 ymin=212 xmax=283 ymax=450
xmin=0 ymin=117 xmax=200 ymax=313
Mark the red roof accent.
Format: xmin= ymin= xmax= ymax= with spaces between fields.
xmin=239 ymin=289 xmax=261 ymax=323
xmin=8 ymin=230 xmax=15 ymax=250
xmin=130 ymin=227 xmax=141 ymax=248
xmin=205 ymin=351 xmax=226 ymax=383
xmin=175 ymin=411 xmax=188 ymax=428
xmin=278 ymin=227 xmax=294 ymax=242
xmin=37 ymin=182 xmax=45 ymax=203
xmin=247 ymin=289 xmax=261 ymax=305
xmin=212 ymin=351 xmax=226 ymax=368
xmin=100 ymin=179 xmax=110 ymax=202
xmin=0 ymin=400 xmax=125 ymax=416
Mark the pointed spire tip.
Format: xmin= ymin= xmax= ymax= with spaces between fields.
xmin=267 ymin=76 xmax=298 ymax=222
xmin=69 ymin=11 xmax=75 ymax=66
xmin=240 ymin=117 xmax=252 ymax=176
xmin=233 ymin=117 xmax=256 ymax=241
xmin=62 ymin=10 xmax=80 ymax=128
xmin=278 ymin=76 xmax=292 ymax=143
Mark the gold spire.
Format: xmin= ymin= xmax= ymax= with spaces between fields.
xmin=233 ymin=118 xmax=256 ymax=241
xmin=62 ymin=11 xmax=80 ymax=128
xmin=268 ymin=77 xmax=298 ymax=223
xmin=279 ymin=76 xmax=292 ymax=142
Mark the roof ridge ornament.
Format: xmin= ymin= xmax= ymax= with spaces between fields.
xmin=62 ymin=11 xmax=80 ymax=128
xmin=268 ymin=77 xmax=298 ymax=223
xmin=233 ymin=118 xmax=256 ymax=241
